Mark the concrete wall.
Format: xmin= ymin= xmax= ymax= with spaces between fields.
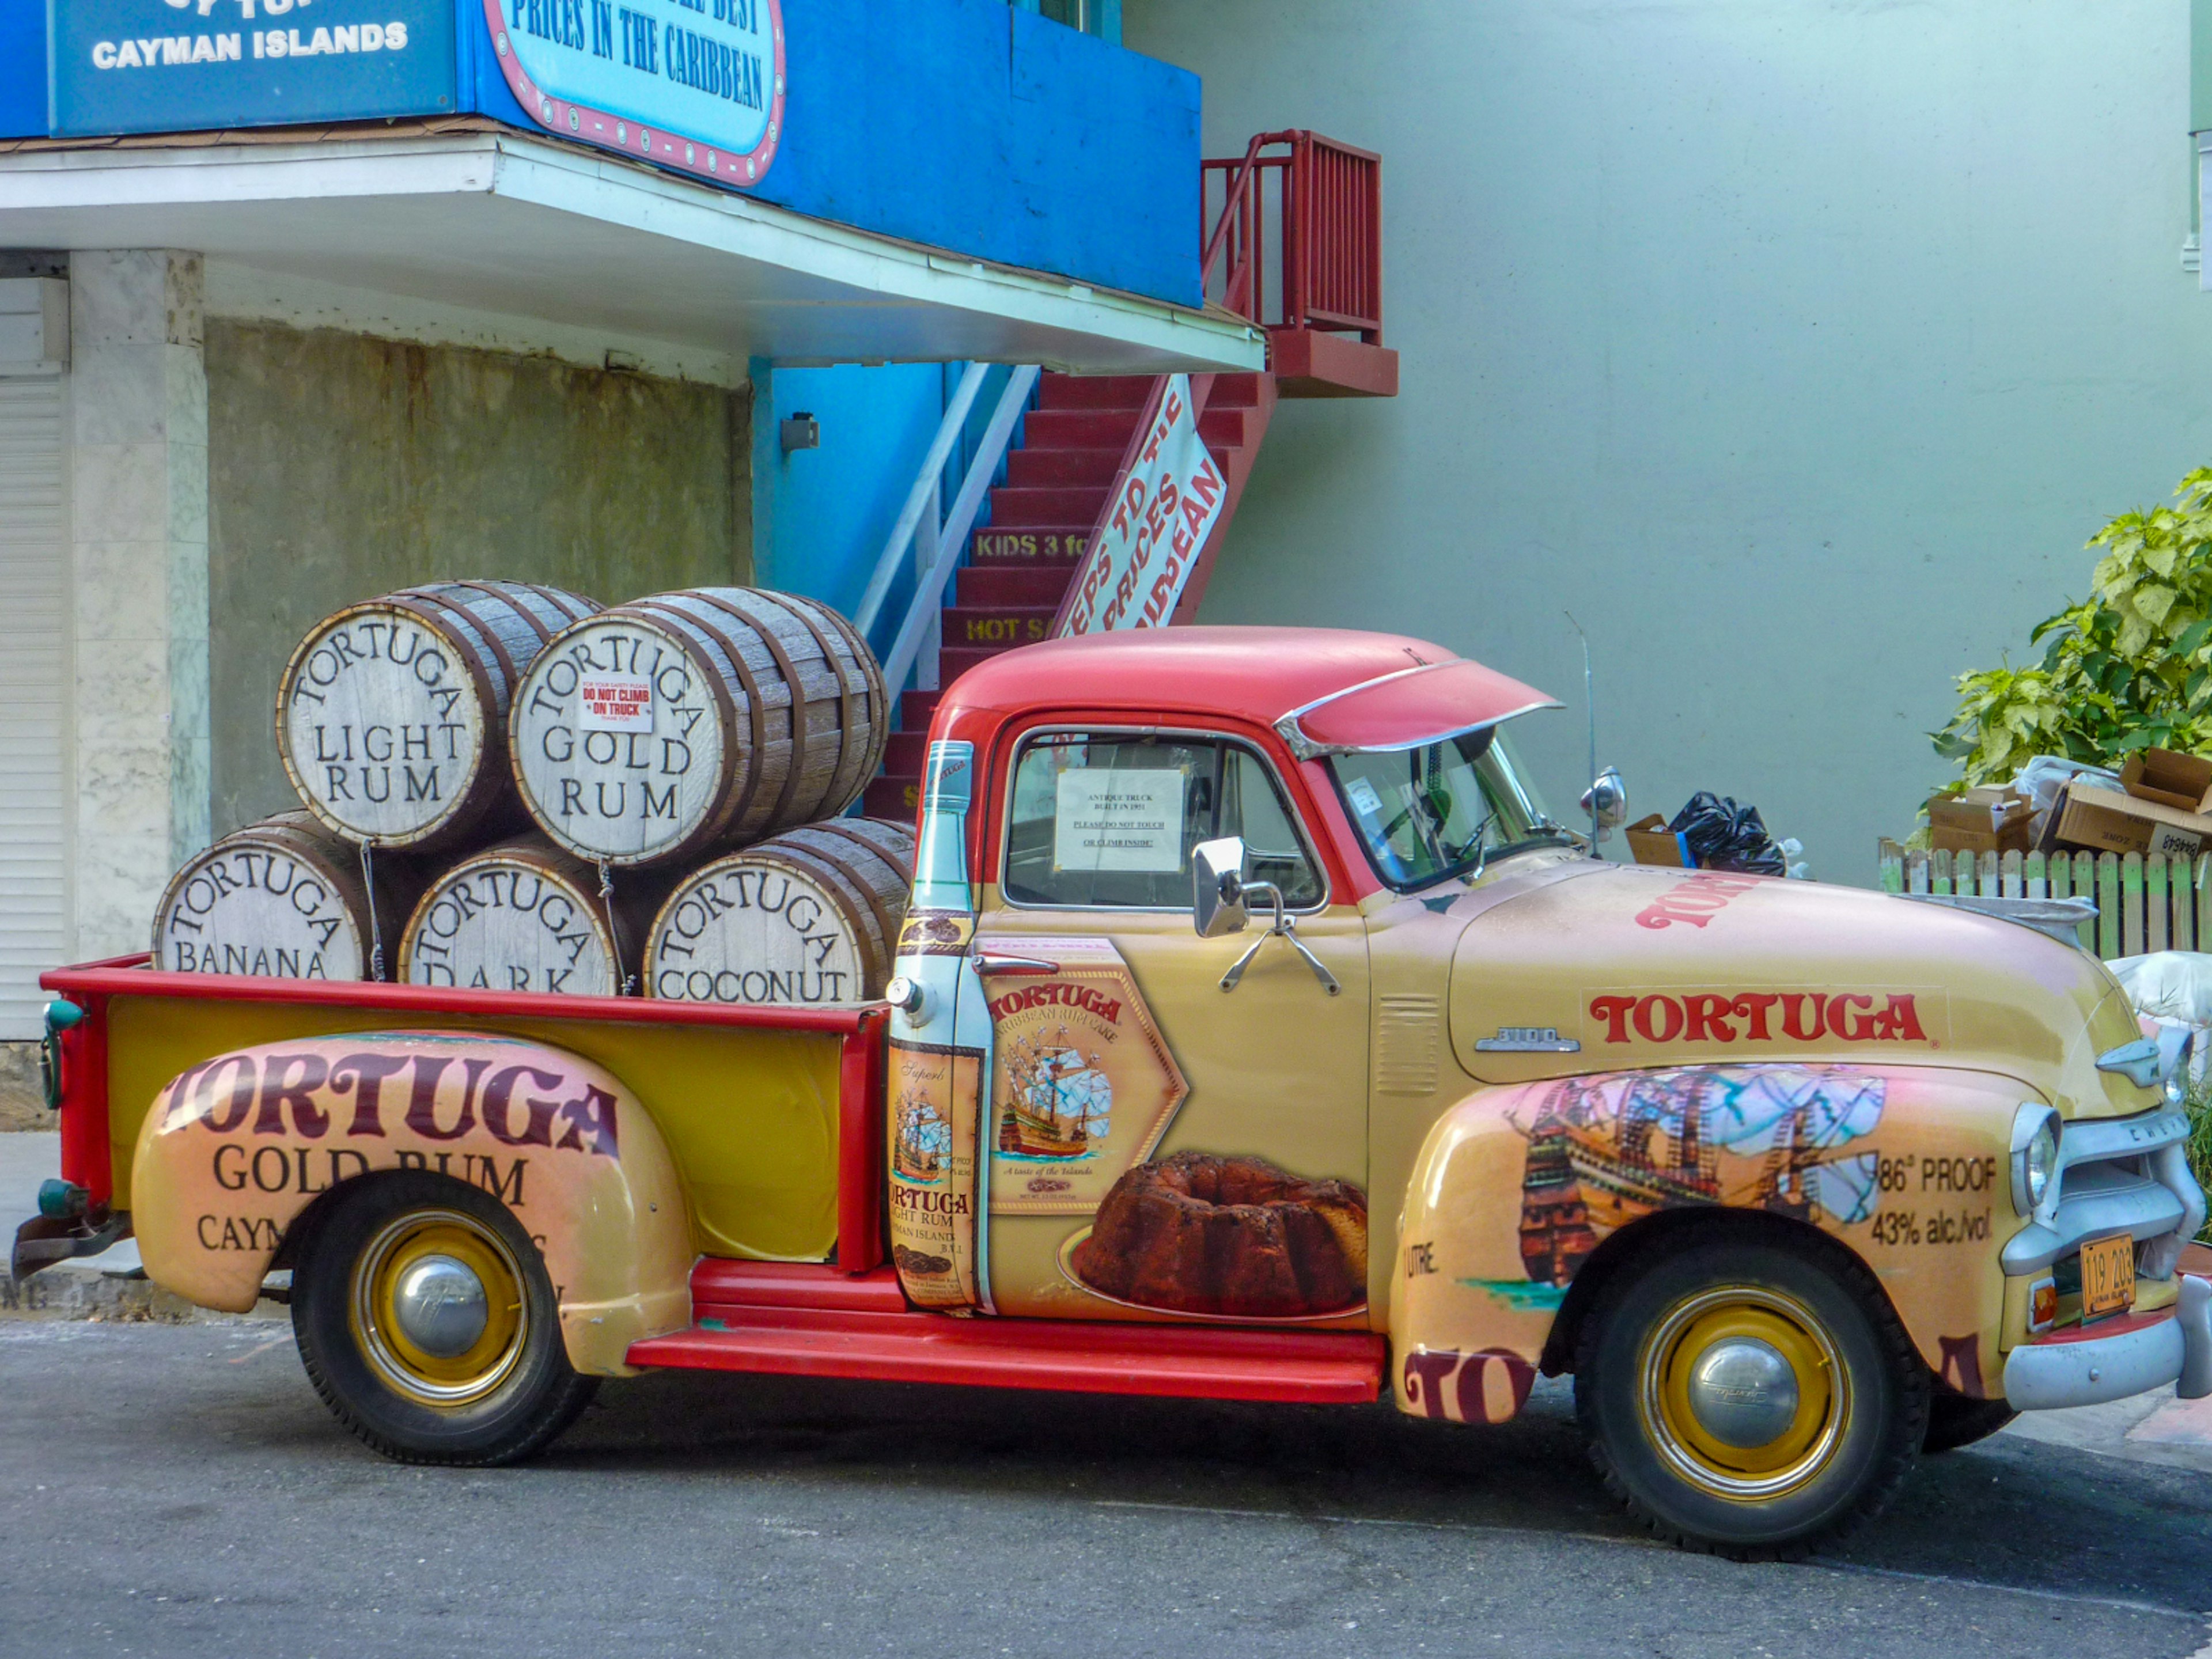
xmin=1126 ymin=0 xmax=2212 ymax=881
xmin=71 ymin=251 xmax=209 ymax=959
xmin=206 ymin=321 xmax=751 ymax=836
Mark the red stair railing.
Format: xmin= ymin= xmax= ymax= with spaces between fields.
xmin=1200 ymin=130 xmax=1383 ymax=346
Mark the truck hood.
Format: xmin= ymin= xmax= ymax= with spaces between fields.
xmin=1445 ymin=859 xmax=2150 ymax=1118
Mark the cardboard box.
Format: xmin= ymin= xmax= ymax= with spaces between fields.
xmin=1926 ymin=787 xmax=2032 ymax=858
xmin=2120 ymin=747 xmax=2212 ymax=813
xmin=1624 ymin=813 xmax=1691 ymax=868
xmin=2051 ymin=782 xmax=2212 ymax=857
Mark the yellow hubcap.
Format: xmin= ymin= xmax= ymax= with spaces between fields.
xmin=349 ymin=1210 xmax=527 ymax=1407
xmin=1636 ymin=1285 xmax=1849 ymax=1501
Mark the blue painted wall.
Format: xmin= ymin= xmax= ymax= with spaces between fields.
xmin=0 ymin=2 xmax=44 ymax=138
xmin=756 ymin=361 xmax=1023 ymax=662
xmin=2 ymin=0 xmax=1202 ymax=306
xmin=459 ymin=0 xmax=1202 ymax=306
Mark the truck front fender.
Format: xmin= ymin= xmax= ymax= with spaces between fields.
xmin=1389 ymin=1062 xmax=2019 ymax=1422
xmin=131 ymin=1031 xmax=692 ymax=1376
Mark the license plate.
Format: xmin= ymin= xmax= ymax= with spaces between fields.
xmin=2080 ymin=1233 xmax=2135 ymax=1323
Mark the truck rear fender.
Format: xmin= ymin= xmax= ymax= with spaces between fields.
xmin=1389 ymin=1063 xmax=2019 ymax=1423
xmin=131 ymin=1031 xmax=693 ymax=1376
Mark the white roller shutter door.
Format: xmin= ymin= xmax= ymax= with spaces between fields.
xmin=0 ymin=375 xmax=67 ymax=1040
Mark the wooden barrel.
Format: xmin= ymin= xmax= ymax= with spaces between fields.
xmin=509 ymin=588 xmax=888 ymax=869
xmin=397 ymin=836 xmax=673 ymax=997
xmin=278 ymin=581 xmax=601 ymax=852
xmin=646 ymin=817 xmax=915 ymax=1005
xmin=153 ymin=811 xmax=424 ymax=982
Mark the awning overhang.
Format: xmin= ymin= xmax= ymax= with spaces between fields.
xmin=0 ymin=129 xmax=1267 ymax=376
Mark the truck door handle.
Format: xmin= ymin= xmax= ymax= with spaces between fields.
xmin=974 ymin=953 xmax=1061 ymax=976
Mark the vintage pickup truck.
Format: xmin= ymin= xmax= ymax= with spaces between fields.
xmin=16 ymin=626 xmax=2211 ymax=1558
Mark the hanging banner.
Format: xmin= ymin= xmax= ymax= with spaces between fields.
xmin=51 ymin=0 xmax=456 ymax=137
xmin=1055 ymin=375 xmax=1228 ymax=636
xmin=483 ymin=0 xmax=785 ymax=190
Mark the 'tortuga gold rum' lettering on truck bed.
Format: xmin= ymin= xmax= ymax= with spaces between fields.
xmin=157 ymin=1046 xmax=623 ymax=1155
xmin=1586 ymin=991 xmax=1932 ymax=1046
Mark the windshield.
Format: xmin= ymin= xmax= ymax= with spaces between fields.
xmin=1327 ymin=724 xmax=1569 ymax=891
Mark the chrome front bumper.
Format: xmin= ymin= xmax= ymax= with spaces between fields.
xmin=2003 ymin=1274 xmax=2212 ymax=1410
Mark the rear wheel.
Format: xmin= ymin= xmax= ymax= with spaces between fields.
xmin=291 ymin=1172 xmax=596 ymax=1465
xmin=1575 ymin=1234 xmax=1926 ymax=1558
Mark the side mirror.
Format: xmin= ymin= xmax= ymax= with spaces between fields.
xmin=1192 ymin=836 xmax=1250 ymax=938
xmin=1580 ymin=767 xmax=1628 ymax=832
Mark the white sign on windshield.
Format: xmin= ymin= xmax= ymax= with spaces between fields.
xmin=1052 ymin=771 xmax=1185 ymax=873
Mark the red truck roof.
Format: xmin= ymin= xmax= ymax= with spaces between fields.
xmin=936 ymin=626 xmax=1558 ymax=745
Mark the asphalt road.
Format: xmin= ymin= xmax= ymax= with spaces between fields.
xmin=1 ymin=1322 xmax=2209 ymax=1659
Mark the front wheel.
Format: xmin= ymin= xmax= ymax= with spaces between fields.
xmin=1575 ymin=1233 xmax=1926 ymax=1558
xmin=291 ymin=1172 xmax=596 ymax=1465
xmin=1923 ymin=1390 xmax=2017 ymax=1454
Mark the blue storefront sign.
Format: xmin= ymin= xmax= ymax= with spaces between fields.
xmin=49 ymin=0 xmax=459 ymax=136
xmin=482 ymin=0 xmax=783 ymax=188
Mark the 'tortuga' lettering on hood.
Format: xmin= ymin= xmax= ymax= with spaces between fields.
xmin=1441 ymin=859 xmax=2153 ymax=1117
xmin=1587 ymin=990 xmax=1930 ymax=1046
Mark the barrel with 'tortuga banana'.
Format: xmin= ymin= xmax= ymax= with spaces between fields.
xmin=508 ymin=588 xmax=888 ymax=869
xmin=153 ymin=811 xmax=426 ymax=981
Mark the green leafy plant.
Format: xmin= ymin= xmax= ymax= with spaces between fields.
xmin=2187 ymin=1074 xmax=2212 ymax=1244
xmin=1932 ymin=467 xmax=2212 ymax=787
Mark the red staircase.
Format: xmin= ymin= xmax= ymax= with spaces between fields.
xmin=861 ymin=370 xmax=1276 ymax=821
xmin=858 ymin=129 xmax=1397 ymax=823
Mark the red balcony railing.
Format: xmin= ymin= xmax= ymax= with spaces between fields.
xmin=1201 ymin=130 xmax=1382 ymax=346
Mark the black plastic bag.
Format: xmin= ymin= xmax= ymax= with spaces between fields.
xmin=1668 ymin=791 xmax=1787 ymax=876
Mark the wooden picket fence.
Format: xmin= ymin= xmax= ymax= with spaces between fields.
xmin=1876 ymin=839 xmax=2210 ymax=961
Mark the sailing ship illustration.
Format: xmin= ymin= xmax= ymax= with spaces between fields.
xmin=997 ymin=1025 xmax=1112 ymax=1159
xmin=1514 ymin=1066 xmax=1885 ymax=1286
xmin=893 ymin=1090 xmax=952 ymax=1182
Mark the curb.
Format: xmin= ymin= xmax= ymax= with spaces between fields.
xmin=0 ymin=1260 xmax=275 ymax=1324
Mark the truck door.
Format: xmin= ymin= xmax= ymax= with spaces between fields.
xmin=973 ymin=725 xmax=1371 ymax=1325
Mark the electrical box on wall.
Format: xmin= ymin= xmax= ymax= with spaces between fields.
xmin=0 ymin=280 xmax=67 ymax=376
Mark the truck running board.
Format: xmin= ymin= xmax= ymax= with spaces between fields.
xmin=624 ymin=1260 xmax=1386 ymax=1405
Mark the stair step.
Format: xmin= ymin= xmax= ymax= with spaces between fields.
xmin=988 ymin=484 xmax=1112 ymax=528
xmin=864 ymin=776 xmax=921 ymax=822
xmin=881 ymin=731 xmax=927 ymax=779
xmin=627 ymin=1304 xmax=1385 ymax=1403
xmin=901 ymin=690 xmax=941 ymax=729
xmin=971 ymin=526 xmax=1090 ymax=563
xmin=1024 ymin=407 xmax=1145 ymax=449
xmin=691 ymin=1260 xmax=910 ymax=1316
xmin=1198 ymin=406 xmax=1253 ymax=447
xmin=1005 ymin=446 xmax=1127 ymax=488
xmin=957 ymin=565 xmax=1077 ymax=607
xmin=944 ymin=605 xmax=1056 ymax=653
xmin=1035 ymin=374 xmax=1157 ymax=411
xmin=1205 ymin=372 xmax=1267 ymax=410
xmin=938 ymin=645 xmax=1009 ymax=683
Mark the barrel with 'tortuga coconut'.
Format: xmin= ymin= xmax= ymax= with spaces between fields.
xmin=645 ymin=817 xmax=915 ymax=1006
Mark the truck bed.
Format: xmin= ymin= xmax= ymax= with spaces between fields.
xmin=40 ymin=955 xmax=887 ymax=1270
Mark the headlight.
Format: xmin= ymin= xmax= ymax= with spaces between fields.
xmin=2011 ymin=1103 xmax=2061 ymax=1217
xmin=2167 ymin=1072 xmax=2189 ymax=1109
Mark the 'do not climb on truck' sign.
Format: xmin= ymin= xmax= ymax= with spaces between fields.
xmin=486 ymin=0 xmax=786 ymax=188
